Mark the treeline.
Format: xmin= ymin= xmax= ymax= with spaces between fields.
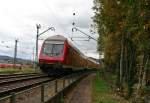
xmin=93 ymin=0 xmax=150 ymax=98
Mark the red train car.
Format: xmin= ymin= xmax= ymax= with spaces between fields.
xmin=0 ymin=63 xmax=21 ymax=68
xmin=39 ymin=35 xmax=99 ymax=74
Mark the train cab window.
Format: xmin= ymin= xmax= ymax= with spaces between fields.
xmin=43 ymin=41 xmax=64 ymax=57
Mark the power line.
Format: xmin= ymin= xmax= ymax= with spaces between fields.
xmin=72 ymin=27 xmax=97 ymax=41
xmin=0 ymin=44 xmax=11 ymax=49
xmin=41 ymin=0 xmax=68 ymax=35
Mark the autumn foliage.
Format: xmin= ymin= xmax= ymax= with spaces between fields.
xmin=93 ymin=0 xmax=150 ymax=99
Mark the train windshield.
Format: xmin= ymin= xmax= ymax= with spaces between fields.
xmin=42 ymin=41 xmax=64 ymax=57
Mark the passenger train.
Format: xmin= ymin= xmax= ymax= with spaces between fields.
xmin=38 ymin=35 xmax=99 ymax=75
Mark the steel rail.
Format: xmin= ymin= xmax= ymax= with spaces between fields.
xmin=0 ymin=74 xmax=48 ymax=85
xmin=0 ymin=77 xmax=54 ymax=96
xmin=0 ymin=73 xmax=44 ymax=80
xmin=0 ymin=73 xmax=39 ymax=77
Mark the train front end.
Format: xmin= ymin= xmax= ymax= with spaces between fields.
xmin=38 ymin=35 xmax=67 ymax=74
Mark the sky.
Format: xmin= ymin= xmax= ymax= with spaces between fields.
xmin=0 ymin=0 xmax=99 ymax=60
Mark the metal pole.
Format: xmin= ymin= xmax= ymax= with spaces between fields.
xmin=35 ymin=34 xmax=38 ymax=67
xmin=35 ymin=24 xmax=55 ymax=69
xmin=32 ymin=46 xmax=35 ymax=68
xmin=13 ymin=39 xmax=18 ymax=68
xmin=35 ymin=24 xmax=41 ymax=68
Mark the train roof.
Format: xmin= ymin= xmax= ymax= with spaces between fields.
xmin=45 ymin=35 xmax=67 ymax=41
xmin=45 ymin=35 xmax=87 ymax=58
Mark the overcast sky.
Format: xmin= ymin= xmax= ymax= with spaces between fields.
xmin=0 ymin=0 xmax=99 ymax=60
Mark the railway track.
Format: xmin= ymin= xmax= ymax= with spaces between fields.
xmin=0 ymin=73 xmax=31 ymax=76
xmin=0 ymin=71 xmax=93 ymax=103
xmin=0 ymin=73 xmax=44 ymax=79
xmin=0 ymin=73 xmax=53 ymax=97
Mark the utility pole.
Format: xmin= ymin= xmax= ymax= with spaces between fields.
xmin=13 ymin=39 xmax=19 ymax=67
xmin=35 ymin=24 xmax=41 ymax=68
xmin=35 ymin=24 xmax=55 ymax=69
xmin=32 ymin=46 xmax=35 ymax=68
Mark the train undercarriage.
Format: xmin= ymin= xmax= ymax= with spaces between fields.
xmin=39 ymin=63 xmax=74 ymax=76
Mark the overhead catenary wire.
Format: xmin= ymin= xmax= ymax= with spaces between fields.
xmin=41 ymin=0 xmax=68 ymax=36
xmin=0 ymin=44 xmax=11 ymax=49
xmin=72 ymin=27 xmax=97 ymax=41
xmin=0 ymin=0 xmax=98 ymax=60
xmin=0 ymin=39 xmax=35 ymax=60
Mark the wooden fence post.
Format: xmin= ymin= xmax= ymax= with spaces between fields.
xmin=41 ymin=84 xmax=45 ymax=102
xmin=55 ymin=80 xmax=58 ymax=93
xmin=11 ymin=92 xmax=16 ymax=103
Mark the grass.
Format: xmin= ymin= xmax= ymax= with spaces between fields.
xmin=92 ymin=73 xmax=118 ymax=103
xmin=0 ymin=67 xmax=41 ymax=74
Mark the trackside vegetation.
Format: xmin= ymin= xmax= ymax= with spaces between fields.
xmin=92 ymin=73 xmax=129 ymax=103
xmin=93 ymin=0 xmax=150 ymax=101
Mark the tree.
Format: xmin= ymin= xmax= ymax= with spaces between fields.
xmin=93 ymin=0 xmax=150 ymax=98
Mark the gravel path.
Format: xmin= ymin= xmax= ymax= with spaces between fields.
xmin=64 ymin=74 xmax=95 ymax=103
